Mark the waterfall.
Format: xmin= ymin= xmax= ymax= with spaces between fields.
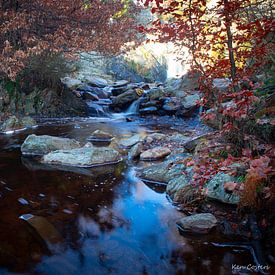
xmin=125 ymin=98 xmax=142 ymax=115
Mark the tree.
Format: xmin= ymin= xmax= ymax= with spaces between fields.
xmin=0 ymin=0 xmax=140 ymax=80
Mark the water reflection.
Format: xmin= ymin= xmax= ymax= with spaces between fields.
xmin=0 ymin=117 xmax=255 ymax=275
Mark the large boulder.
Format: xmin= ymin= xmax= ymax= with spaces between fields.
xmin=111 ymin=89 xmax=139 ymax=109
xmin=21 ymin=134 xmax=81 ymax=155
xmin=42 ymin=146 xmax=121 ymax=167
xmin=166 ymin=175 xmax=190 ymax=202
xmin=0 ymin=116 xmax=36 ymax=132
xmin=139 ymin=155 xmax=190 ymax=183
xmin=204 ymin=172 xmax=240 ymax=204
xmin=85 ymin=76 xmax=108 ymax=88
xmin=177 ymin=213 xmax=218 ymax=234
xmin=140 ymin=147 xmax=171 ymax=161
xmin=176 ymin=93 xmax=200 ymax=117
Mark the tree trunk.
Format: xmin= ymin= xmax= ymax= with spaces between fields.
xmin=224 ymin=0 xmax=237 ymax=88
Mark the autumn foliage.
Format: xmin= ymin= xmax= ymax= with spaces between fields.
xmin=0 ymin=0 xmax=140 ymax=80
xmin=141 ymin=0 xmax=274 ymax=208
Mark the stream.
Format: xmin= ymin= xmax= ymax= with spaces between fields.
xmin=0 ymin=114 xmax=256 ymax=275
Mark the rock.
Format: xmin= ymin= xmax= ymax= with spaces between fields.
xmin=21 ymin=134 xmax=81 ymax=155
xmin=111 ymin=86 xmax=128 ymax=96
xmin=139 ymin=106 xmax=158 ymax=115
xmin=86 ymin=101 xmax=109 ymax=117
xmin=204 ymin=172 xmax=240 ymax=204
xmin=0 ymin=116 xmax=36 ymax=132
xmin=182 ymin=94 xmax=201 ymax=109
xmin=145 ymin=133 xmax=166 ymax=143
xmin=178 ymin=72 xmax=200 ymax=91
xmin=213 ymin=78 xmax=231 ymax=92
xmin=146 ymin=87 xmax=165 ymax=100
xmin=139 ymin=155 xmax=190 ymax=183
xmin=112 ymin=80 xmax=129 ymax=87
xmin=162 ymin=97 xmax=181 ymax=112
xmin=177 ymin=213 xmax=218 ymax=234
xmin=183 ymin=134 xmax=208 ymax=152
xmin=61 ymin=77 xmax=82 ymax=89
xmin=175 ymin=93 xmax=201 ymax=117
xmin=129 ymin=142 xmax=143 ymax=159
xmin=140 ymin=147 xmax=171 ymax=161
xmin=88 ymin=130 xmax=113 ymax=141
xmin=20 ymin=214 xmax=63 ymax=245
xmin=168 ymin=133 xmax=189 ymax=144
xmin=78 ymin=85 xmax=109 ymax=99
xmin=118 ymin=134 xmax=143 ymax=148
xmin=111 ymin=89 xmax=139 ymax=109
xmin=85 ymin=76 xmax=108 ymax=88
xmin=82 ymin=92 xmax=99 ymax=101
xmin=42 ymin=147 xmax=121 ymax=167
xmin=166 ymin=175 xmax=189 ymax=202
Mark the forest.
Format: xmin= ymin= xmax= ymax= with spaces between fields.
xmin=0 ymin=0 xmax=274 ymax=274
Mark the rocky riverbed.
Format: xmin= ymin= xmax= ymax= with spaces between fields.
xmin=0 ymin=75 xmax=273 ymax=274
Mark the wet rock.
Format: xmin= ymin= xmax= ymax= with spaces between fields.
xmin=204 ymin=172 xmax=240 ymax=204
xmin=139 ymin=106 xmax=158 ymax=115
xmin=111 ymin=86 xmax=128 ymax=96
xmin=82 ymin=92 xmax=99 ymax=101
xmin=61 ymin=77 xmax=82 ymax=89
xmin=21 ymin=134 xmax=81 ymax=155
xmin=85 ymin=76 xmax=108 ymax=88
xmin=88 ymin=130 xmax=114 ymax=141
xmin=166 ymin=175 xmax=189 ymax=202
xmin=20 ymin=214 xmax=63 ymax=245
xmin=175 ymin=94 xmax=201 ymax=117
xmin=162 ymin=97 xmax=181 ymax=112
xmin=144 ymin=133 xmax=166 ymax=143
xmin=140 ymin=147 xmax=171 ymax=161
xmin=111 ymin=80 xmax=129 ymax=87
xmin=146 ymin=87 xmax=165 ymax=100
xmin=42 ymin=147 xmax=121 ymax=167
xmin=118 ymin=134 xmax=143 ymax=148
xmin=0 ymin=115 xmax=36 ymax=132
xmin=18 ymin=197 xmax=29 ymax=205
xmin=139 ymin=155 xmax=190 ymax=183
xmin=129 ymin=142 xmax=143 ymax=159
xmin=177 ymin=213 xmax=218 ymax=234
xmin=111 ymin=89 xmax=139 ymax=109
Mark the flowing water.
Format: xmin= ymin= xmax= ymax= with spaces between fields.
xmin=0 ymin=115 xmax=256 ymax=275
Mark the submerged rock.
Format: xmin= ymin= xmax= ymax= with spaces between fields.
xmin=140 ymin=147 xmax=171 ymax=161
xmin=0 ymin=115 xmax=36 ymax=132
xmin=204 ymin=172 xmax=240 ymax=204
xmin=42 ymin=146 xmax=121 ymax=167
xmin=177 ymin=213 xmax=218 ymax=234
xmin=20 ymin=214 xmax=63 ymax=245
xmin=21 ymin=134 xmax=81 ymax=155
xmin=88 ymin=130 xmax=114 ymax=141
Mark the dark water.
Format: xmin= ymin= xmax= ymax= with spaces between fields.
xmin=0 ymin=116 xmax=255 ymax=275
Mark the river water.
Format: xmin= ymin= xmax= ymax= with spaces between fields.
xmin=0 ymin=116 xmax=255 ymax=275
